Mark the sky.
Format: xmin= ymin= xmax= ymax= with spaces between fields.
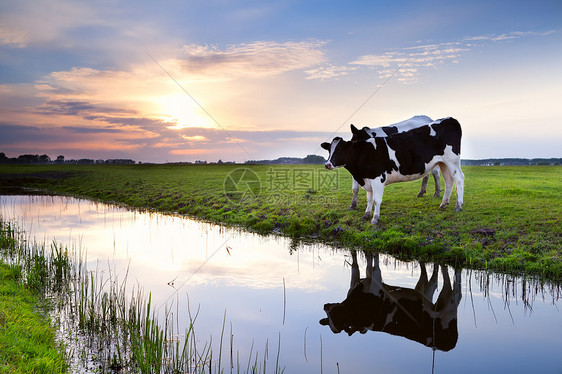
xmin=0 ymin=0 xmax=561 ymax=163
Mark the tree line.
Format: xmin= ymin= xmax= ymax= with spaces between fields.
xmin=0 ymin=153 xmax=135 ymax=165
xmin=245 ymin=154 xmax=326 ymax=165
xmin=461 ymin=158 xmax=561 ymax=166
xmin=2 ymin=152 xmax=559 ymax=166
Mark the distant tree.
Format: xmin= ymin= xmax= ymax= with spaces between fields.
xmin=105 ymin=159 xmax=135 ymax=164
xmin=39 ymin=154 xmax=51 ymax=163
xmin=56 ymin=155 xmax=65 ymax=164
xmin=303 ymin=154 xmax=326 ymax=164
xmin=17 ymin=154 xmax=39 ymax=163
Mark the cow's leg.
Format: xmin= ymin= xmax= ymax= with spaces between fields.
xmin=365 ymin=252 xmax=373 ymax=278
xmin=368 ymin=252 xmax=384 ymax=295
xmin=370 ymin=180 xmax=385 ymax=225
xmin=349 ymin=179 xmax=359 ymax=210
xmin=451 ymin=163 xmax=464 ymax=212
xmin=415 ymin=263 xmax=429 ymax=291
xmin=438 ymin=163 xmax=453 ymax=210
xmin=361 ymin=181 xmax=375 ymax=220
xmin=433 ymin=266 xmax=462 ymax=329
xmin=453 ymin=268 xmax=462 ymax=306
xmin=431 ymin=167 xmax=441 ymax=197
xmin=416 ymin=263 xmax=439 ymax=301
xmin=417 ymin=176 xmax=429 ymax=197
xmin=426 ymin=264 xmax=439 ymax=300
xmin=350 ymin=251 xmax=359 ymax=285
xmin=435 ymin=265 xmax=453 ymax=311
xmin=361 ymin=188 xmax=373 ymax=220
xmin=429 ymin=264 xmax=439 ymax=289
xmin=348 ymin=251 xmax=360 ymax=296
xmin=372 ymin=253 xmax=381 ymax=282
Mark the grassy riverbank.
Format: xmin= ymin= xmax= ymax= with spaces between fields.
xmin=0 ymin=224 xmax=67 ymax=373
xmin=0 ymin=265 xmax=66 ymax=373
xmin=1 ymin=163 xmax=561 ymax=280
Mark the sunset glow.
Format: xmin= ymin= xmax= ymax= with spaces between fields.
xmin=160 ymin=95 xmax=216 ymax=130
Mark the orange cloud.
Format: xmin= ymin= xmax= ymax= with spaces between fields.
xmin=181 ymin=135 xmax=209 ymax=142
xmin=169 ymin=149 xmax=214 ymax=155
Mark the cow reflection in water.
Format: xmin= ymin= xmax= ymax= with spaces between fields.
xmin=320 ymin=252 xmax=462 ymax=352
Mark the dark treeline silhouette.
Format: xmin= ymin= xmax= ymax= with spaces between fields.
xmin=246 ymin=154 xmax=326 ymax=165
xmin=249 ymin=156 xmax=561 ymax=166
xmin=462 ymin=158 xmax=561 ymax=166
xmin=0 ymin=153 xmax=135 ymax=165
xmin=167 ymin=155 xmax=326 ymax=165
xmin=2 ymin=152 xmax=559 ymax=166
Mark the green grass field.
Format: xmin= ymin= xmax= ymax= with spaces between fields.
xmin=1 ymin=163 xmax=560 ymax=280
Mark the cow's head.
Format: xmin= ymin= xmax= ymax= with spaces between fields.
xmin=320 ymin=303 xmax=349 ymax=334
xmin=320 ymin=302 xmax=366 ymax=335
xmin=350 ymin=124 xmax=372 ymax=141
xmin=321 ymin=137 xmax=349 ymax=170
xmin=320 ymin=283 xmax=376 ymax=336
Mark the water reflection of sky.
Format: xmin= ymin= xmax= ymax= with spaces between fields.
xmin=1 ymin=195 xmax=560 ymax=373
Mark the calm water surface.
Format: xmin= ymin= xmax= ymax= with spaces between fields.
xmin=1 ymin=195 xmax=560 ymax=373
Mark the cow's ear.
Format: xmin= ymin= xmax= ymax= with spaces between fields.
xmin=350 ymin=124 xmax=359 ymax=134
xmin=321 ymin=142 xmax=331 ymax=151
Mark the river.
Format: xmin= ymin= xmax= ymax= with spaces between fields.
xmin=0 ymin=194 xmax=560 ymax=373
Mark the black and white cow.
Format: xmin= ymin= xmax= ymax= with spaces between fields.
xmin=321 ymin=117 xmax=464 ymax=225
xmin=320 ymin=251 xmax=462 ymax=352
xmin=347 ymin=115 xmax=441 ymax=210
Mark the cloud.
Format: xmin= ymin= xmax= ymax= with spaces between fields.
xmin=0 ymin=24 xmax=27 ymax=47
xmin=36 ymin=100 xmax=134 ymax=117
xmin=178 ymin=41 xmax=327 ymax=79
xmin=0 ymin=1 xmax=100 ymax=48
xmin=318 ymin=30 xmax=560 ymax=84
xmin=169 ymin=149 xmax=214 ymax=156
xmin=0 ymin=123 xmax=52 ymax=144
xmin=152 ymin=127 xmax=342 ymax=162
xmin=0 ymin=123 xmax=145 ymax=154
xmin=464 ymin=30 xmax=557 ymax=43
xmin=181 ymin=135 xmax=209 ymax=142
xmin=61 ymin=126 xmax=126 ymax=134
xmin=305 ymin=64 xmax=356 ymax=80
xmin=351 ymin=52 xmax=406 ymax=68
xmin=36 ymin=67 xmax=157 ymax=98
xmin=350 ymin=43 xmax=469 ymax=83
